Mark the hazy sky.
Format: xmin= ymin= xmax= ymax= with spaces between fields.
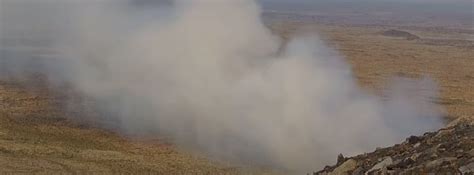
xmin=260 ymin=0 xmax=470 ymax=3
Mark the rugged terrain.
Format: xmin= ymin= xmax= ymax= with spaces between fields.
xmin=314 ymin=116 xmax=474 ymax=174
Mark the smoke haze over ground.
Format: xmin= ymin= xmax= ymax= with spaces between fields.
xmin=0 ymin=0 xmax=444 ymax=172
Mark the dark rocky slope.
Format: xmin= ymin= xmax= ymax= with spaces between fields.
xmin=314 ymin=116 xmax=474 ymax=175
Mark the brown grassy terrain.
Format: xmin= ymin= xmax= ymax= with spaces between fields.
xmin=0 ymin=81 xmax=241 ymax=174
xmin=0 ymin=21 xmax=472 ymax=173
xmin=271 ymin=22 xmax=474 ymax=119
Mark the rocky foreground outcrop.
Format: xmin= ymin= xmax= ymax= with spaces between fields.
xmin=314 ymin=116 xmax=474 ymax=175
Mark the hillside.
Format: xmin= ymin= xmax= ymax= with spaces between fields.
xmin=314 ymin=116 xmax=474 ymax=174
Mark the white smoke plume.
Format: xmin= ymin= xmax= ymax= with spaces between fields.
xmin=0 ymin=0 xmax=443 ymax=172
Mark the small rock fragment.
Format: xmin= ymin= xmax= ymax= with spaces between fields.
xmin=426 ymin=157 xmax=456 ymax=169
xmin=410 ymin=153 xmax=421 ymax=161
xmin=337 ymin=154 xmax=345 ymax=165
xmin=393 ymin=157 xmax=415 ymax=169
xmin=366 ymin=157 xmax=393 ymax=174
xmin=435 ymin=128 xmax=454 ymax=137
xmin=468 ymin=149 xmax=474 ymax=157
xmin=459 ymin=162 xmax=474 ymax=174
xmin=430 ymin=153 xmax=439 ymax=159
xmin=352 ymin=167 xmax=364 ymax=175
xmin=329 ymin=159 xmax=357 ymax=175
xmin=407 ymin=136 xmax=421 ymax=144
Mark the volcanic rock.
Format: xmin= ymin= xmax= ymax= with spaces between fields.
xmin=459 ymin=162 xmax=474 ymax=174
xmin=329 ymin=159 xmax=357 ymax=175
xmin=366 ymin=157 xmax=393 ymax=174
xmin=314 ymin=116 xmax=474 ymax=174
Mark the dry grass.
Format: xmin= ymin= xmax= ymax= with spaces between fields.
xmin=0 ymin=22 xmax=472 ymax=174
xmin=272 ymin=23 xmax=474 ymax=119
xmin=0 ymin=82 xmax=242 ymax=174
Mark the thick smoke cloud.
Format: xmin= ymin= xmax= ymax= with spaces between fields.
xmin=0 ymin=0 xmax=443 ymax=172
